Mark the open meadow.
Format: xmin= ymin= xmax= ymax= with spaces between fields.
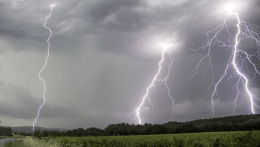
xmin=1 ymin=130 xmax=259 ymax=147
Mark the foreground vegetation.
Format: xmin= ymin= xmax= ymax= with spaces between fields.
xmin=1 ymin=131 xmax=260 ymax=147
xmin=0 ymin=137 xmax=62 ymax=147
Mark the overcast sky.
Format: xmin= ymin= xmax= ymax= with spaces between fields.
xmin=0 ymin=0 xmax=259 ymax=130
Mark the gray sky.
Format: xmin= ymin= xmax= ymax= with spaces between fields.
xmin=0 ymin=0 xmax=259 ymax=130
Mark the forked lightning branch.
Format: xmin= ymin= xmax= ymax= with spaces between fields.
xmin=131 ymin=42 xmax=175 ymax=125
xmin=187 ymin=4 xmax=260 ymax=117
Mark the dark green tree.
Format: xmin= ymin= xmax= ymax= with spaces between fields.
xmin=33 ymin=129 xmax=41 ymax=139
xmin=42 ymin=130 xmax=50 ymax=137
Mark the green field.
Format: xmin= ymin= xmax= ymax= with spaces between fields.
xmin=1 ymin=131 xmax=260 ymax=147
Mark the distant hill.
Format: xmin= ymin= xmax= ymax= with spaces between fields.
xmin=163 ymin=114 xmax=260 ymax=126
xmin=2 ymin=126 xmax=68 ymax=133
xmin=186 ymin=114 xmax=260 ymax=125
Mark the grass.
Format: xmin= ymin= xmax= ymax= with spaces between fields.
xmin=0 ymin=139 xmax=24 ymax=147
xmin=1 ymin=137 xmax=63 ymax=147
xmin=1 ymin=131 xmax=259 ymax=147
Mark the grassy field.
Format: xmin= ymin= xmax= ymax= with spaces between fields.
xmin=1 ymin=131 xmax=259 ymax=147
xmin=0 ymin=137 xmax=62 ymax=147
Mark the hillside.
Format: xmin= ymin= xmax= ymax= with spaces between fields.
xmin=165 ymin=114 xmax=260 ymax=126
xmin=2 ymin=126 xmax=67 ymax=133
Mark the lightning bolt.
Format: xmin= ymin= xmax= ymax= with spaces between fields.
xmin=132 ymin=46 xmax=174 ymax=124
xmin=33 ymin=4 xmax=55 ymax=131
xmin=187 ymin=8 xmax=260 ymax=117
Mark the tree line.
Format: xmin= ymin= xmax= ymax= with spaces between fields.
xmin=0 ymin=121 xmax=13 ymax=136
xmin=2 ymin=114 xmax=260 ymax=138
xmin=0 ymin=127 xmax=13 ymax=136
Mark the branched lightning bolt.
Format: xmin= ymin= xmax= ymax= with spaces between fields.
xmin=187 ymin=10 xmax=260 ymax=117
xmin=33 ymin=5 xmax=54 ymax=131
xmin=133 ymin=48 xmax=174 ymax=124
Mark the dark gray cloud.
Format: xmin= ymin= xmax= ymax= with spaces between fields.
xmin=1 ymin=0 xmax=259 ymax=57
xmin=87 ymin=0 xmax=143 ymax=22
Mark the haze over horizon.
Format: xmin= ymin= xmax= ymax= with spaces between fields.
xmin=0 ymin=0 xmax=259 ymax=130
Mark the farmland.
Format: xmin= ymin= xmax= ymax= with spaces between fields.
xmin=1 ymin=130 xmax=259 ymax=147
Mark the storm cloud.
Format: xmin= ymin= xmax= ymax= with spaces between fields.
xmin=0 ymin=0 xmax=259 ymax=130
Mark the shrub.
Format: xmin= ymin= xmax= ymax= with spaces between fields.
xmin=36 ymin=134 xmax=41 ymax=139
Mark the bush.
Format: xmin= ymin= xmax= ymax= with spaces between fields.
xmin=48 ymin=133 xmax=57 ymax=139
xmin=36 ymin=134 xmax=41 ymax=139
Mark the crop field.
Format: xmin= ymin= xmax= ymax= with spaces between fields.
xmin=1 ymin=131 xmax=259 ymax=147
xmin=54 ymin=131 xmax=260 ymax=147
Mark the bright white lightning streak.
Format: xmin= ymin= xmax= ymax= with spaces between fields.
xmin=188 ymin=9 xmax=260 ymax=117
xmin=33 ymin=5 xmax=54 ymax=131
xmin=134 ymin=47 xmax=174 ymax=124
